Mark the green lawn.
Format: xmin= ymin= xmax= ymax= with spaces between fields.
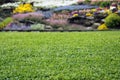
xmin=0 ymin=31 xmax=120 ymax=80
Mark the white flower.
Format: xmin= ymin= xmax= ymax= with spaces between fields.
xmin=23 ymin=0 xmax=78 ymax=8
xmin=0 ymin=2 xmax=21 ymax=8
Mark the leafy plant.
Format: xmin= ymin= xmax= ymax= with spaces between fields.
xmin=100 ymin=1 xmax=110 ymax=8
xmin=0 ymin=22 xmax=4 ymax=29
xmin=105 ymin=13 xmax=120 ymax=29
xmin=84 ymin=0 xmax=91 ymax=4
xmin=3 ymin=17 xmax=13 ymax=26
xmin=0 ymin=17 xmax=13 ymax=29
xmin=0 ymin=0 xmax=18 ymax=5
xmin=30 ymin=24 xmax=45 ymax=30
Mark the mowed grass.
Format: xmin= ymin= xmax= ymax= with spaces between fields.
xmin=0 ymin=31 xmax=120 ymax=80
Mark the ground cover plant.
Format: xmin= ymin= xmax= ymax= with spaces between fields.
xmin=0 ymin=31 xmax=120 ymax=80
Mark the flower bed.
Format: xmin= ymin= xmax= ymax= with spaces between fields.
xmin=1 ymin=1 xmax=120 ymax=31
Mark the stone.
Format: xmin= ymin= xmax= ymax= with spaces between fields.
xmin=92 ymin=23 xmax=101 ymax=29
xmin=45 ymin=25 xmax=53 ymax=30
xmin=101 ymin=19 xmax=105 ymax=23
xmin=86 ymin=17 xmax=94 ymax=20
xmin=0 ymin=17 xmax=3 ymax=22
xmin=84 ymin=21 xmax=93 ymax=27
xmin=86 ymin=27 xmax=93 ymax=30
xmin=58 ymin=27 xmax=63 ymax=30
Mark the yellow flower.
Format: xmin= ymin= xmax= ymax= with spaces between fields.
xmin=97 ymin=24 xmax=108 ymax=30
xmin=91 ymin=9 xmax=97 ymax=12
xmin=13 ymin=10 xmax=16 ymax=14
xmin=19 ymin=4 xmax=24 ymax=7
xmin=72 ymin=14 xmax=78 ymax=17
xmin=86 ymin=13 xmax=93 ymax=17
xmin=106 ymin=10 xmax=112 ymax=15
xmin=118 ymin=5 xmax=120 ymax=10
xmin=13 ymin=3 xmax=34 ymax=13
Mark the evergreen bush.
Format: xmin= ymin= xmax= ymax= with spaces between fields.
xmin=105 ymin=13 xmax=120 ymax=29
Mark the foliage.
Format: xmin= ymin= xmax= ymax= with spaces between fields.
xmin=84 ymin=0 xmax=91 ymax=4
xmin=30 ymin=24 xmax=45 ymax=30
xmin=97 ymin=23 xmax=108 ymax=30
xmin=100 ymin=1 xmax=110 ymax=8
xmin=105 ymin=13 xmax=120 ymax=28
xmin=0 ymin=17 xmax=13 ymax=29
xmin=118 ymin=4 xmax=120 ymax=10
xmin=0 ymin=22 xmax=4 ymax=29
xmin=3 ymin=17 xmax=13 ymax=26
xmin=0 ymin=0 xmax=18 ymax=5
xmin=93 ymin=1 xmax=110 ymax=7
xmin=93 ymin=1 xmax=101 ymax=6
xmin=94 ymin=13 xmax=108 ymax=23
xmin=13 ymin=3 xmax=34 ymax=14
xmin=19 ymin=0 xmax=29 ymax=2
xmin=0 ymin=31 xmax=120 ymax=79
xmin=0 ymin=8 xmax=14 ymax=18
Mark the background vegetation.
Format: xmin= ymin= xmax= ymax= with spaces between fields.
xmin=0 ymin=0 xmax=18 ymax=5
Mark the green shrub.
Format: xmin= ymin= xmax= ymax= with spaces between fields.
xmin=0 ymin=17 xmax=13 ymax=29
xmin=0 ymin=22 xmax=4 ymax=29
xmin=105 ymin=13 xmax=120 ymax=29
xmin=93 ymin=1 xmax=110 ymax=7
xmin=30 ymin=24 xmax=45 ymax=30
xmin=100 ymin=1 xmax=110 ymax=8
xmin=93 ymin=2 xmax=101 ymax=6
xmin=84 ymin=0 xmax=91 ymax=4
xmin=3 ymin=17 xmax=13 ymax=26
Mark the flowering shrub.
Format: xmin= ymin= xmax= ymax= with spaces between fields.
xmin=86 ymin=12 xmax=93 ymax=17
xmin=72 ymin=14 xmax=78 ymax=17
xmin=12 ymin=12 xmax=43 ymax=21
xmin=24 ymin=12 xmax=44 ymax=22
xmin=97 ymin=23 xmax=108 ymax=30
xmin=12 ymin=13 xmax=29 ymax=20
xmin=13 ymin=3 xmax=34 ymax=14
xmin=45 ymin=19 xmax=68 ymax=29
xmin=8 ymin=12 xmax=44 ymax=30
